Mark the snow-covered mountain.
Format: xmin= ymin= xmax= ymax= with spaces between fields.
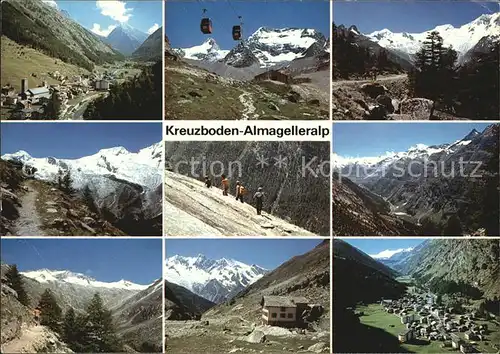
xmin=174 ymin=38 xmax=229 ymax=61
xmin=165 ymin=254 xmax=268 ymax=303
xmin=105 ymin=23 xmax=149 ymax=55
xmin=366 ymin=12 xmax=500 ymax=62
xmin=1 ymin=142 xmax=162 ymax=193
xmin=174 ymin=27 xmax=327 ymax=68
xmin=332 ymin=129 xmax=480 ymax=185
xmin=22 ymin=269 xmax=149 ymax=291
xmin=1 ymin=142 xmax=163 ymax=235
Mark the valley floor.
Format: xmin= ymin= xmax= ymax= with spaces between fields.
xmin=164 ymin=171 xmax=317 ymax=236
xmin=166 ymin=319 xmax=329 ymax=354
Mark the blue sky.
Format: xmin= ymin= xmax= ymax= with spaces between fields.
xmin=165 ymin=239 xmax=323 ymax=269
xmin=333 ymin=123 xmax=492 ymax=156
xmin=340 ymin=238 xmax=425 ymax=258
xmin=1 ymin=123 xmax=161 ymax=159
xmin=333 ymin=1 xmax=499 ymax=33
xmin=0 ymin=239 xmax=162 ymax=284
xmin=166 ymin=1 xmax=330 ymax=49
xmin=47 ymin=1 xmax=162 ymax=37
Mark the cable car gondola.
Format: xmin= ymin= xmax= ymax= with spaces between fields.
xmin=232 ymin=25 xmax=241 ymax=40
xmin=200 ymin=9 xmax=212 ymax=34
xmin=232 ymin=16 xmax=242 ymax=40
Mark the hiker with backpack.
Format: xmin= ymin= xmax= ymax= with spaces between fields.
xmin=253 ymin=186 xmax=265 ymax=215
xmin=235 ymin=181 xmax=246 ymax=203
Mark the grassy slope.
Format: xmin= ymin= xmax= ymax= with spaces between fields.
xmin=1 ymin=36 xmax=89 ymax=91
xmin=165 ymin=60 xmax=329 ymax=120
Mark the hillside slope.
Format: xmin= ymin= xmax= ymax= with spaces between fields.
xmin=132 ymin=27 xmax=163 ymax=61
xmin=1 ymin=0 xmax=122 ymax=71
xmin=399 ymin=239 xmax=500 ymax=299
xmin=165 ymin=171 xmax=317 ymax=236
xmin=165 ymin=280 xmax=216 ymax=320
xmin=112 ymin=279 xmax=163 ymax=351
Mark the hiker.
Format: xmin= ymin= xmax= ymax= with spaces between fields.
xmin=33 ymin=307 xmax=41 ymax=325
xmin=221 ymin=174 xmax=229 ymax=196
xmin=204 ymin=175 xmax=212 ymax=188
xmin=235 ymin=181 xmax=246 ymax=203
xmin=253 ymin=186 xmax=265 ymax=215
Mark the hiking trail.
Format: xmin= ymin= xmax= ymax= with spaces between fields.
xmin=14 ymin=181 xmax=45 ymax=236
xmin=239 ymin=92 xmax=258 ymax=120
xmin=1 ymin=325 xmax=48 ymax=353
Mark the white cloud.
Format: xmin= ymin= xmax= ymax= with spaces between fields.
xmin=96 ymin=0 xmax=133 ymax=23
xmin=369 ymin=247 xmax=414 ymax=260
xmin=42 ymin=0 xmax=58 ymax=9
xmin=147 ymin=23 xmax=160 ymax=35
xmin=91 ymin=23 xmax=117 ymax=37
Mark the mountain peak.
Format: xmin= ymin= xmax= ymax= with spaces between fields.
xmin=462 ymin=128 xmax=481 ymax=141
xmin=98 ymin=146 xmax=129 ymax=156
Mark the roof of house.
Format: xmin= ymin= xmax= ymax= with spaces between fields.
xmin=27 ymin=87 xmax=50 ymax=95
xmin=262 ymin=296 xmax=309 ymax=308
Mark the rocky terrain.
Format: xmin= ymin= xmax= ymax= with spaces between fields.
xmin=166 ymin=255 xmax=268 ymax=304
xmin=165 ymin=141 xmax=330 ymax=236
xmin=165 ymin=28 xmax=330 ymax=120
xmin=166 ymin=241 xmax=330 ymax=354
xmin=332 ymin=13 xmax=500 ymax=120
xmin=2 ymin=143 xmax=163 ymax=236
xmin=333 ymin=124 xmax=500 ymax=236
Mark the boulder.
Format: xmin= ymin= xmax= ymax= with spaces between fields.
xmin=308 ymin=342 xmax=327 ymax=353
xmin=365 ymin=105 xmax=387 ymax=120
xmin=400 ymin=98 xmax=434 ymax=119
xmin=307 ymin=99 xmax=320 ymax=106
xmin=246 ymin=330 xmax=266 ymax=344
xmin=376 ymin=94 xmax=394 ymax=113
xmin=360 ymin=82 xmax=387 ymax=98
xmin=46 ymin=208 xmax=58 ymax=214
xmin=353 ymin=98 xmax=369 ymax=111
xmin=392 ymin=99 xmax=400 ymax=113
xmin=188 ymin=91 xmax=202 ymax=98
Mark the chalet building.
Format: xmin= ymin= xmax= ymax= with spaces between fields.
xmin=21 ymin=87 xmax=51 ymax=103
xmin=261 ymin=296 xmax=309 ymax=328
xmin=253 ymin=70 xmax=293 ymax=85
xmin=95 ymin=79 xmax=110 ymax=91
xmin=460 ymin=344 xmax=474 ymax=353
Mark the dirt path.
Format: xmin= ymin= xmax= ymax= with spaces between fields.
xmin=332 ymin=74 xmax=407 ymax=87
xmin=14 ymin=181 xmax=45 ymax=236
xmin=238 ymin=92 xmax=258 ymax=120
xmin=1 ymin=325 xmax=46 ymax=353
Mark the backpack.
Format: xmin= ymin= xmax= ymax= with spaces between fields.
xmin=240 ymin=186 xmax=247 ymax=195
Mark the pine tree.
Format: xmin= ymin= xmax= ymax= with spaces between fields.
xmin=62 ymin=170 xmax=74 ymax=196
xmin=82 ymin=185 xmax=98 ymax=214
xmin=5 ymin=265 xmax=29 ymax=306
xmin=82 ymin=293 xmax=122 ymax=352
xmin=443 ymin=214 xmax=463 ymax=236
xmin=38 ymin=289 xmax=62 ymax=333
xmin=57 ymin=169 xmax=63 ymax=189
xmin=63 ymin=308 xmax=78 ymax=346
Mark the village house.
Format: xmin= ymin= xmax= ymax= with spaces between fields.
xmin=398 ymin=329 xmax=415 ymax=343
xmin=95 ymin=79 xmax=110 ymax=91
xmin=261 ymin=296 xmax=309 ymax=328
xmin=460 ymin=343 xmax=474 ymax=353
xmin=253 ymin=70 xmax=293 ymax=85
xmin=451 ymin=334 xmax=464 ymax=349
xmin=21 ymin=87 xmax=51 ymax=104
